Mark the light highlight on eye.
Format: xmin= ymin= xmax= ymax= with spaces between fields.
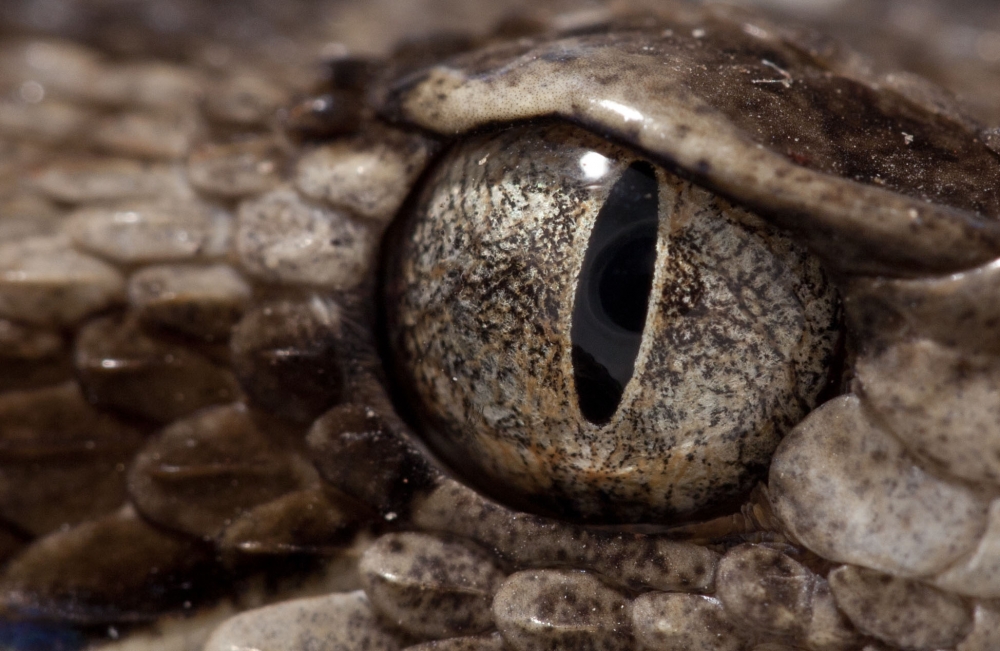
xmin=579 ymin=151 xmax=610 ymax=180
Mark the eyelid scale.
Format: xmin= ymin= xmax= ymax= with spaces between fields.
xmin=382 ymin=13 xmax=1000 ymax=276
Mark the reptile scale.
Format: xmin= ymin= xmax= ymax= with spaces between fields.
xmin=0 ymin=0 xmax=998 ymax=649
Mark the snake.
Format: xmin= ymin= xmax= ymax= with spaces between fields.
xmin=0 ymin=1 xmax=998 ymax=649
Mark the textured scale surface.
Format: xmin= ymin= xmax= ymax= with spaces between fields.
xmin=0 ymin=1 xmax=998 ymax=650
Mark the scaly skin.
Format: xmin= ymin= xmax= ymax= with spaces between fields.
xmin=0 ymin=1 xmax=998 ymax=650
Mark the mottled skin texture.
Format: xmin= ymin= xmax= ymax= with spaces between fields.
xmin=0 ymin=1 xmax=999 ymax=650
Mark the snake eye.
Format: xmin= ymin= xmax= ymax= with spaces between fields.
xmin=383 ymin=123 xmax=841 ymax=523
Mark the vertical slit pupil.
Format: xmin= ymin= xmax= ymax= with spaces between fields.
xmin=572 ymin=160 xmax=659 ymax=424
xmin=598 ymin=234 xmax=658 ymax=333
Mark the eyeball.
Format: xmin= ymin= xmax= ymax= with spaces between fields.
xmin=383 ymin=123 xmax=840 ymax=523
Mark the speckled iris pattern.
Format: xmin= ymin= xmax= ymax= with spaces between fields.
xmin=1 ymin=1 xmax=1000 ymax=650
xmin=385 ymin=123 xmax=839 ymax=522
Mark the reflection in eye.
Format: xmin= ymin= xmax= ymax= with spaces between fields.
xmin=383 ymin=122 xmax=841 ymax=524
xmin=578 ymin=151 xmax=610 ymax=180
